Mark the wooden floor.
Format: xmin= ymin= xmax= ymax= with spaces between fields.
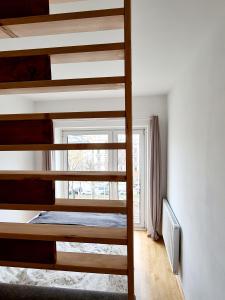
xmin=134 ymin=231 xmax=183 ymax=300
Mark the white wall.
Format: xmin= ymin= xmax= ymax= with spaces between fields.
xmin=0 ymin=95 xmax=37 ymax=222
xmin=168 ymin=23 xmax=225 ymax=300
xmin=34 ymin=95 xmax=168 ymax=212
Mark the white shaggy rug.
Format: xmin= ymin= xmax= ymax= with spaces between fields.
xmin=0 ymin=242 xmax=128 ymax=293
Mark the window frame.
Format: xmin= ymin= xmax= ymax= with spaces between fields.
xmin=61 ymin=127 xmax=147 ymax=229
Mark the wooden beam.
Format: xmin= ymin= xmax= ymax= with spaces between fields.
xmin=0 ymin=199 xmax=127 ymax=214
xmin=50 ymin=0 xmax=85 ymax=4
xmin=0 ymin=9 xmax=124 ymax=38
xmin=0 ymin=143 xmax=126 ymax=151
xmin=0 ymin=171 xmax=126 ymax=182
xmin=0 ymin=252 xmax=128 ymax=275
xmin=124 ymin=0 xmax=134 ymax=298
xmin=0 ymin=43 xmax=125 ymax=63
xmin=51 ymin=49 xmax=124 ymax=64
xmin=0 ymin=223 xmax=127 ymax=245
xmin=0 ymin=110 xmax=126 ymax=121
xmin=0 ymin=77 xmax=125 ymax=95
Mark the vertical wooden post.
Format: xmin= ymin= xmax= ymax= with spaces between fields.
xmin=124 ymin=0 xmax=135 ymax=299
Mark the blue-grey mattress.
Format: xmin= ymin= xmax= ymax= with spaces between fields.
xmin=31 ymin=211 xmax=126 ymax=228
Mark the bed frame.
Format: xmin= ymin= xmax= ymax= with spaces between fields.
xmin=0 ymin=0 xmax=134 ymax=298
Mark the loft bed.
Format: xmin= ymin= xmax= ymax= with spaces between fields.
xmin=0 ymin=215 xmax=127 ymax=295
xmin=0 ymin=0 xmax=134 ymax=299
xmin=0 ymin=114 xmax=128 ymax=296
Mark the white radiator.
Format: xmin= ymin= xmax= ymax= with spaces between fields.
xmin=162 ymin=198 xmax=180 ymax=274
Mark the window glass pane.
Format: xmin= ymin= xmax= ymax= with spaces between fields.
xmin=68 ymin=181 xmax=110 ymax=200
xmin=67 ymin=134 xmax=110 ymax=200
xmin=117 ymin=133 xmax=141 ymax=224
xmin=68 ymin=134 xmax=108 ymax=144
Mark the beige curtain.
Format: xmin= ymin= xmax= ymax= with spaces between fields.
xmin=147 ymin=116 xmax=162 ymax=240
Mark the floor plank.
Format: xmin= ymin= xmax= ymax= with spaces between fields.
xmin=134 ymin=231 xmax=183 ymax=300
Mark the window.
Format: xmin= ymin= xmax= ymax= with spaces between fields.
xmin=67 ymin=133 xmax=110 ymax=200
xmin=62 ymin=128 xmax=146 ymax=228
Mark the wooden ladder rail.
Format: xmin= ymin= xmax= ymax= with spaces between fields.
xmin=124 ymin=0 xmax=134 ymax=299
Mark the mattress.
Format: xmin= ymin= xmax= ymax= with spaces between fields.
xmin=30 ymin=211 xmax=127 ymax=228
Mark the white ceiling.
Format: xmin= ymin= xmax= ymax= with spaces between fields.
xmin=0 ymin=0 xmax=225 ymax=101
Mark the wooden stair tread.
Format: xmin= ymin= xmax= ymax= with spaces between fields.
xmin=0 ymin=171 xmax=126 ymax=181
xmin=0 ymin=199 xmax=127 ymax=214
xmin=0 ymin=251 xmax=128 ymax=275
xmin=0 ymin=77 xmax=125 ymax=95
xmin=0 ymin=43 xmax=125 ymax=64
xmin=0 ymin=8 xmax=124 ymax=38
xmin=0 ymin=222 xmax=127 ymax=245
xmin=0 ymin=111 xmax=125 ymax=121
xmin=0 ymin=143 xmax=126 ymax=151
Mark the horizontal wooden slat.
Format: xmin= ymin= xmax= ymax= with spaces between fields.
xmin=0 ymin=9 xmax=124 ymax=38
xmin=0 ymin=77 xmax=125 ymax=95
xmin=0 ymin=223 xmax=127 ymax=245
xmin=0 ymin=43 xmax=125 ymax=64
xmin=0 ymin=143 xmax=126 ymax=151
xmin=0 ymin=171 xmax=126 ymax=181
xmin=0 ymin=110 xmax=126 ymax=121
xmin=0 ymin=199 xmax=127 ymax=214
xmin=51 ymin=49 xmax=124 ymax=64
xmin=50 ymin=0 xmax=86 ymax=4
xmin=0 ymin=252 xmax=128 ymax=275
